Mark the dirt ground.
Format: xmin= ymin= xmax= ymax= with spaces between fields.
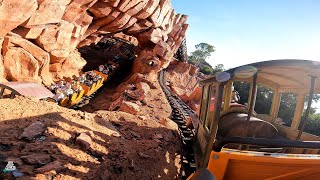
xmin=0 ymin=93 xmax=181 ymax=179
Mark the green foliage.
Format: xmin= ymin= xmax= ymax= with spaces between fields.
xmin=233 ymin=81 xmax=250 ymax=105
xmin=302 ymin=113 xmax=320 ymax=136
xmin=277 ymin=93 xmax=297 ymax=127
xmin=234 ymin=82 xmax=274 ymax=114
xmin=188 ymin=43 xmax=215 ymax=74
xmin=212 ymin=64 xmax=225 ymax=74
xmin=200 ymin=65 xmax=213 ymax=75
xmin=254 ymin=85 xmax=274 ymax=114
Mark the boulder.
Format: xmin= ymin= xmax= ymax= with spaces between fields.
xmin=126 ymin=19 xmax=153 ymax=34
xmin=109 ymin=95 xmax=124 ymax=111
xmin=153 ymin=40 xmax=169 ymax=57
xmin=0 ymin=0 xmax=38 ymax=36
xmin=3 ymin=33 xmax=52 ymax=84
xmin=135 ymin=0 xmax=160 ymax=19
xmin=126 ymin=0 xmax=149 ymax=16
xmin=89 ymin=2 xmax=114 ymax=18
xmin=35 ymin=161 xmax=65 ymax=174
xmin=75 ymin=132 xmax=92 ymax=151
xmin=35 ymin=21 xmax=74 ymax=63
xmin=12 ymin=26 xmax=45 ymax=40
xmin=119 ymin=101 xmax=140 ymax=115
xmin=23 ymin=0 xmax=69 ymax=26
xmin=126 ymin=89 xmax=146 ymax=101
xmin=98 ymin=12 xmax=132 ymax=33
xmin=21 ymin=153 xmax=51 ymax=165
xmin=49 ymin=63 xmax=62 ymax=72
xmin=3 ymin=47 xmax=41 ymax=82
xmin=19 ymin=121 xmax=45 ymax=141
xmin=136 ymin=82 xmax=150 ymax=94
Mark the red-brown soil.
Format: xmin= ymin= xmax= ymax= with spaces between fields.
xmin=0 ymin=94 xmax=181 ymax=179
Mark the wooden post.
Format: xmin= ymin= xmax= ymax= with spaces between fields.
xmin=290 ymin=93 xmax=305 ymax=131
xmin=296 ymin=76 xmax=317 ymax=140
xmin=244 ymin=73 xmax=258 ymax=137
xmin=222 ymin=81 xmax=233 ymax=112
xmin=270 ymin=91 xmax=281 ymax=123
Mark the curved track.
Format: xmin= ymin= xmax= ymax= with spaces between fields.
xmin=159 ymin=70 xmax=196 ymax=178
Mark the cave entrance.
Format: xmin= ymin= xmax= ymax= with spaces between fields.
xmin=79 ymin=36 xmax=137 ymax=85
xmin=77 ymin=36 xmax=138 ymax=112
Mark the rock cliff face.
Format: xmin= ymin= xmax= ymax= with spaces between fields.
xmin=0 ymin=0 xmax=188 ymax=85
xmin=165 ymin=61 xmax=202 ymax=113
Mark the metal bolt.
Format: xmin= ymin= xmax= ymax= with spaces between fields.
xmin=213 ymin=154 xmax=219 ymax=160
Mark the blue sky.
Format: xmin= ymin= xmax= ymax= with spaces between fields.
xmin=171 ymin=0 xmax=320 ymax=69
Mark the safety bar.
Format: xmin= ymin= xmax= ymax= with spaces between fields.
xmin=213 ymin=136 xmax=320 ymax=152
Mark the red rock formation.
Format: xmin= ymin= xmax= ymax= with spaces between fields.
xmin=0 ymin=0 xmax=188 ymax=84
xmin=166 ymin=60 xmax=202 ymax=113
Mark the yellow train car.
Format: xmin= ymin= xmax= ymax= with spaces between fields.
xmin=188 ymin=60 xmax=320 ymax=179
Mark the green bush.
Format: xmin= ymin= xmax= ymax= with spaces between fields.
xmin=200 ymin=65 xmax=213 ymax=75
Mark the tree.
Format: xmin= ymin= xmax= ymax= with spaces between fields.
xmin=212 ymin=64 xmax=225 ymax=74
xmin=201 ymin=65 xmax=213 ymax=75
xmin=188 ymin=43 xmax=215 ymax=74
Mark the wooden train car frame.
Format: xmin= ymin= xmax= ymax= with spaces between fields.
xmin=188 ymin=59 xmax=320 ymax=180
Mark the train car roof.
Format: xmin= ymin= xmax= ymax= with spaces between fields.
xmin=201 ymin=59 xmax=320 ymax=92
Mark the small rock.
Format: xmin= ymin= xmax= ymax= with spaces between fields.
xmin=35 ymin=161 xmax=64 ymax=174
xmin=164 ymin=136 xmax=170 ymax=141
xmin=154 ymin=139 xmax=161 ymax=143
xmin=152 ymin=134 xmax=163 ymax=139
xmin=141 ymin=99 xmax=147 ymax=105
xmin=135 ymin=101 xmax=142 ymax=106
xmin=138 ymin=152 xmax=151 ymax=159
xmin=147 ymin=104 xmax=155 ymax=108
xmin=159 ymin=118 xmax=168 ymax=126
xmin=19 ymin=121 xmax=45 ymax=141
xmin=20 ymin=153 xmax=51 ymax=165
xmin=129 ymin=130 xmax=140 ymax=138
xmin=119 ymin=101 xmax=140 ymax=115
xmin=126 ymin=89 xmax=145 ymax=101
xmin=111 ymin=133 xmax=121 ymax=137
xmin=119 ymin=116 xmax=126 ymax=121
xmin=128 ymin=159 xmax=134 ymax=170
xmin=13 ymin=170 xmax=24 ymax=177
xmin=136 ymin=82 xmax=150 ymax=94
xmin=138 ymin=116 xmax=147 ymax=120
xmin=75 ymin=132 xmax=92 ymax=151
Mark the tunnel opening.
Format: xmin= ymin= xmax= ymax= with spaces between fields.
xmin=79 ymin=36 xmax=139 ymax=86
xmin=77 ymin=36 xmax=138 ymax=112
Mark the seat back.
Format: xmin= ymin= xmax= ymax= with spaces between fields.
xmin=80 ymin=84 xmax=89 ymax=95
xmin=59 ymin=97 xmax=69 ymax=107
xmin=93 ymin=70 xmax=107 ymax=81
xmin=77 ymin=90 xmax=85 ymax=99
xmin=70 ymin=93 xmax=78 ymax=102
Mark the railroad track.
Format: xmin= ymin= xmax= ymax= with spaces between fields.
xmin=158 ymin=70 xmax=196 ymax=179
